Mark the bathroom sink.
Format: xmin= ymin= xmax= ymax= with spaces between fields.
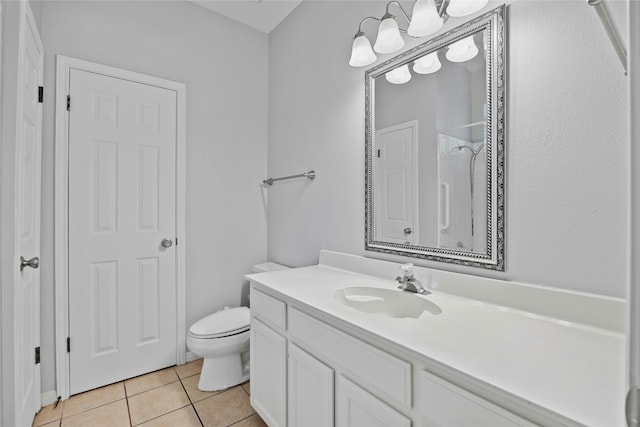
xmin=334 ymin=286 xmax=441 ymax=319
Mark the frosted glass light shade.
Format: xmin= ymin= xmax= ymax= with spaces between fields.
xmin=407 ymin=0 xmax=443 ymax=37
xmin=446 ymin=36 xmax=478 ymax=62
xmin=413 ymin=52 xmax=441 ymax=74
xmin=446 ymin=0 xmax=489 ymax=17
xmin=349 ymin=34 xmax=377 ymax=67
xmin=374 ymin=17 xmax=405 ymax=54
xmin=385 ymin=64 xmax=412 ymax=84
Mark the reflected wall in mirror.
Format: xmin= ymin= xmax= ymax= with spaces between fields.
xmin=365 ymin=5 xmax=505 ymax=270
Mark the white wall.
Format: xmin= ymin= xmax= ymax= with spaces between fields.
xmin=268 ymin=0 xmax=628 ymax=298
xmin=38 ymin=0 xmax=268 ymax=394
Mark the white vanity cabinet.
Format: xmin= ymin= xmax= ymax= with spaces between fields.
xmin=249 ymin=284 xmax=539 ymax=427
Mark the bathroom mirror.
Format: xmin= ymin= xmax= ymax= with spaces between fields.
xmin=365 ymin=6 xmax=505 ymax=270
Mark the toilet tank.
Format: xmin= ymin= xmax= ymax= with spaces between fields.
xmin=252 ymin=262 xmax=290 ymax=273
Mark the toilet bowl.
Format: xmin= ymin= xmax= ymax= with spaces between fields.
xmin=187 ymin=261 xmax=290 ymax=391
xmin=187 ymin=307 xmax=250 ymax=391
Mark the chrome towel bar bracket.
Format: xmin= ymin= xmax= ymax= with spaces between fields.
xmin=263 ymin=170 xmax=316 ymax=186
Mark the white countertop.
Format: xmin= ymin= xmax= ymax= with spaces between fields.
xmin=247 ymin=264 xmax=626 ymax=427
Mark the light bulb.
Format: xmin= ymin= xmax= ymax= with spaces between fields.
xmin=446 ymin=0 xmax=489 ymax=17
xmin=374 ymin=15 xmax=405 ymax=54
xmin=349 ymin=33 xmax=377 ymax=67
xmin=413 ymin=52 xmax=441 ymax=74
xmin=385 ymin=64 xmax=412 ymax=84
xmin=445 ymin=35 xmax=479 ymax=62
xmin=408 ymin=0 xmax=443 ymax=37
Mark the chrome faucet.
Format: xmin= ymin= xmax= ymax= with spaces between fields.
xmin=396 ymin=263 xmax=430 ymax=295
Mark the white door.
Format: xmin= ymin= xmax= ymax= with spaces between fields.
xmin=68 ymin=69 xmax=178 ymax=394
xmin=375 ymin=122 xmax=418 ymax=245
xmin=288 ymin=344 xmax=334 ymax=427
xmin=14 ymin=1 xmax=43 ymax=425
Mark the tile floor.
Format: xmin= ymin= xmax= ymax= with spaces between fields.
xmin=32 ymin=359 xmax=266 ymax=427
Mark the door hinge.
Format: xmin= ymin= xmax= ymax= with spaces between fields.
xmin=175 ymin=237 xmax=178 ymax=246
xmin=66 ymin=337 xmax=71 ymax=353
xmin=377 ymin=149 xmax=381 ymax=158
xmin=35 ymin=347 xmax=40 ymax=364
xmin=66 ymin=95 xmax=71 ymax=111
xmin=38 ymin=86 xmax=43 ymax=103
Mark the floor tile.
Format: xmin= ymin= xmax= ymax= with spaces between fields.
xmin=181 ymin=374 xmax=222 ymax=403
xmin=137 ymin=406 xmax=202 ymax=427
xmin=175 ymin=359 xmax=203 ymax=379
xmin=128 ymin=380 xmax=190 ymax=425
xmin=36 ymin=422 xmax=61 ymax=427
xmin=230 ymin=414 xmax=267 ymax=427
xmin=241 ymin=381 xmax=250 ymax=395
xmin=125 ymin=367 xmax=179 ymax=396
xmin=194 ymin=386 xmax=254 ymax=427
xmin=33 ymin=402 xmax=64 ymax=426
xmin=61 ymin=399 xmax=129 ymax=427
xmin=63 ymin=382 xmax=125 ymax=417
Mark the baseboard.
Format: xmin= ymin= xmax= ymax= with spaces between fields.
xmin=41 ymin=390 xmax=58 ymax=407
xmin=185 ymin=350 xmax=199 ymax=363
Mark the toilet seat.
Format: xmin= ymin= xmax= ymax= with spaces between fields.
xmin=189 ymin=306 xmax=250 ymax=339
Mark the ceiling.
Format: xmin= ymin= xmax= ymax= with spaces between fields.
xmin=191 ymin=0 xmax=303 ymax=33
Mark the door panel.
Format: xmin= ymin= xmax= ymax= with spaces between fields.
xmin=375 ymin=122 xmax=417 ymax=245
xmin=68 ymin=69 xmax=177 ymax=394
xmin=14 ymin=2 xmax=43 ymax=425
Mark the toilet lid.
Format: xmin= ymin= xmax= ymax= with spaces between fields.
xmin=189 ymin=306 xmax=250 ymax=339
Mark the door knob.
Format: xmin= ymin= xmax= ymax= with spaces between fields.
xmin=404 ymin=227 xmax=412 ymax=235
xmin=20 ymin=256 xmax=39 ymax=272
xmin=161 ymin=238 xmax=173 ymax=248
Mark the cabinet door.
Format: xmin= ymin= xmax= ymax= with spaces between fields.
xmin=418 ymin=370 xmax=536 ymax=427
xmin=251 ymin=318 xmax=287 ymax=427
xmin=336 ymin=375 xmax=411 ymax=427
xmin=288 ymin=344 xmax=334 ymax=427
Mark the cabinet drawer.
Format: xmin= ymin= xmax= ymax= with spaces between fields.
xmin=418 ymin=370 xmax=536 ymax=427
xmin=288 ymin=307 xmax=411 ymax=409
xmin=251 ymin=288 xmax=286 ymax=330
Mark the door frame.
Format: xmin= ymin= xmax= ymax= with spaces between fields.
xmin=54 ymin=55 xmax=186 ymax=400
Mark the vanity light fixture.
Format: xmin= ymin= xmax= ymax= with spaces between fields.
xmin=385 ymin=64 xmax=412 ymax=84
xmin=349 ymin=0 xmax=489 ymax=67
xmin=445 ymin=35 xmax=479 ymax=62
xmin=407 ymin=0 xmax=443 ymax=37
xmin=413 ymin=51 xmax=442 ymax=74
xmin=374 ymin=12 xmax=406 ymax=54
xmin=349 ymin=30 xmax=378 ymax=67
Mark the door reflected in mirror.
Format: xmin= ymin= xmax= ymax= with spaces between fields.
xmin=365 ymin=6 xmax=505 ymax=270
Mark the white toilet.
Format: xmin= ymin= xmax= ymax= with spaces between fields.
xmin=187 ymin=262 xmax=289 ymax=391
